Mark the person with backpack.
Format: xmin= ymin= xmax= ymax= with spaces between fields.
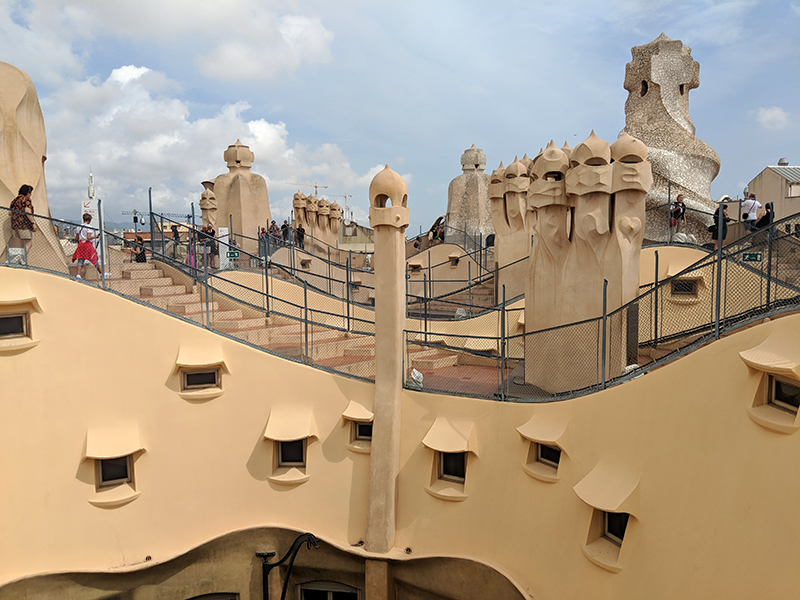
xmin=72 ymin=213 xmax=104 ymax=280
xmin=740 ymin=194 xmax=762 ymax=231
xmin=670 ymin=195 xmax=687 ymax=233
xmin=10 ymin=184 xmax=36 ymax=256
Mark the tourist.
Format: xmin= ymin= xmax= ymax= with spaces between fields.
xmin=670 ymin=195 xmax=687 ymax=233
xmin=753 ymin=202 xmax=774 ymax=230
xmin=199 ymin=225 xmax=212 ymax=268
xmin=259 ymin=227 xmax=268 ymax=257
xmin=741 ymin=194 xmax=762 ymax=231
xmin=709 ymin=202 xmax=729 ymax=251
xmin=170 ymin=224 xmax=181 ymax=258
xmin=10 ymin=184 xmax=35 ymax=256
xmin=281 ymin=220 xmax=290 ymax=244
xmin=72 ymin=213 xmax=103 ymax=280
xmin=209 ymin=226 xmax=219 ymax=268
xmin=296 ymin=223 xmax=306 ymax=249
xmin=132 ymin=235 xmax=147 ymax=263
xmin=269 ymin=220 xmax=281 ymax=245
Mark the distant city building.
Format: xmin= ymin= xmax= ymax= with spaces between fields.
xmin=747 ymin=159 xmax=800 ymax=221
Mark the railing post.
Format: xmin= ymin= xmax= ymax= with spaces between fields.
xmin=423 ymin=273 xmax=428 ymax=344
xmin=346 ymin=257 xmax=351 ymax=332
xmin=766 ymin=227 xmax=773 ymax=309
xmin=204 ymin=240 xmax=211 ymax=329
xmin=327 ymin=247 xmax=331 ymax=295
xmin=148 ymin=187 xmax=155 ymax=258
xmin=654 ymin=251 xmax=659 ymax=346
xmin=303 ymin=280 xmax=310 ymax=364
xmin=98 ymin=198 xmax=107 ymax=290
xmin=601 ymin=279 xmax=608 ymax=389
xmin=714 ymin=203 xmax=724 ymax=339
xmin=160 ymin=213 xmax=165 ymax=255
xmin=291 ymin=237 xmax=296 ymax=283
xmin=501 ymin=285 xmax=506 ymax=401
xmin=264 ymin=248 xmax=270 ymax=316
xmin=468 ymin=261 xmax=472 ymax=317
xmin=191 ymin=203 xmax=197 ymax=286
xmin=405 ymin=263 xmax=409 ymax=318
xmin=428 ymin=250 xmax=432 ymax=299
xmin=666 ymin=181 xmax=671 ymax=242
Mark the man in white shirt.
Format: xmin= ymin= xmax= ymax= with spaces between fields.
xmin=741 ymin=194 xmax=762 ymax=231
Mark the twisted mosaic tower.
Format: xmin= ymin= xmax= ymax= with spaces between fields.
xmin=622 ymin=34 xmax=720 ymax=240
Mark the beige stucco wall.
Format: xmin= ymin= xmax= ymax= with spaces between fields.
xmin=2 ymin=266 xmax=800 ymax=599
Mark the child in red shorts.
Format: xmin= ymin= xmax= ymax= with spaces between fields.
xmin=72 ymin=213 xmax=104 ymax=280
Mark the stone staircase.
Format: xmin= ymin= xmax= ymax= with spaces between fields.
xmin=74 ymin=260 xmax=468 ymax=385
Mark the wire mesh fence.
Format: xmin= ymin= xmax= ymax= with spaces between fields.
xmin=403 ymin=212 xmax=800 ymax=401
xmin=1 ymin=206 xmax=378 ymax=383
xmin=6 ymin=204 xmax=800 ymax=400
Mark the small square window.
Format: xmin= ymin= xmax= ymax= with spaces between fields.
xmin=671 ymin=279 xmax=698 ymax=296
xmin=353 ymin=422 xmax=372 ymax=441
xmin=277 ymin=439 xmax=306 ymax=468
xmin=536 ymin=443 xmax=561 ymax=469
xmin=768 ymin=376 xmax=800 ymax=415
xmin=0 ymin=313 xmax=28 ymax=339
xmin=603 ymin=511 xmax=629 ymax=546
xmin=438 ymin=451 xmax=466 ymax=483
xmin=96 ymin=455 xmax=133 ymax=488
xmin=182 ymin=369 xmax=220 ymax=391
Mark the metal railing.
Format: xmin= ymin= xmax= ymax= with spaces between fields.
xmin=402 ymin=212 xmax=800 ymax=401
xmin=7 ymin=204 xmax=800 ymax=403
xmin=1 ymin=206 xmax=377 ymax=383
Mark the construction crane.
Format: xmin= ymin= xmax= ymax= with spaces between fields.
xmin=286 ymin=181 xmax=328 ymax=196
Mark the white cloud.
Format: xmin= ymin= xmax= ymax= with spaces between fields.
xmin=196 ymin=14 xmax=333 ymax=81
xmin=40 ymin=66 xmax=380 ymax=226
xmin=755 ymin=106 xmax=790 ymax=130
xmin=0 ymin=0 xmax=334 ymax=84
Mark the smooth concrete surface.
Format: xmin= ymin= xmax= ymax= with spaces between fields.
xmin=2 ymin=265 xmax=800 ymax=599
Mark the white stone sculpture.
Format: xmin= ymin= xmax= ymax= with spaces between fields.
xmin=446 ymin=145 xmax=492 ymax=242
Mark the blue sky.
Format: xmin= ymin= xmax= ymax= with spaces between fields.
xmin=1 ymin=0 xmax=798 ymax=233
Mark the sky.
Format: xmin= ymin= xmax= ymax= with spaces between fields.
xmin=1 ymin=0 xmax=798 ymax=233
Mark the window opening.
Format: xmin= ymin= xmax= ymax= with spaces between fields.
xmin=97 ymin=455 xmax=132 ymax=488
xmin=769 ymin=376 xmax=800 ymax=415
xmin=671 ymin=279 xmax=698 ymax=296
xmin=536 ymin=443 xmax=561 ymax=468
xmin=0 ymin=313 xmax=27 ymax=339
xmin=353 ymin=422 xmax=372 ymax=441
xmin=438 ymin=451 xmax=466 ymax=483
xmin=603 ymin=511 xmax=629 ymax=546
xmin=277 ymin=439 xmax=306 ymax=467
xmin=640 ymin=80 xmax=648 ymax=96
xmin=299 ymin=581 xmax=360 ymax=600
xmin=182 ymin=369 xmax=220 ymax=391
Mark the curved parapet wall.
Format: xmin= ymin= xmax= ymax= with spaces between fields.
xmin=621 ymin=34 xmax=720 ymax=241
